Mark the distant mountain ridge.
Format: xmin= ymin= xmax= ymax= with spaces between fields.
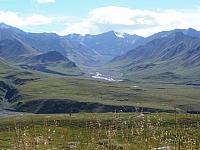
xmin=0 ymin=23 xmax=143 ymax=67
xmin=65 ymin=31 xmax=143 ymax=57
xmin=0 ymin=22 xmax=200 ymax=82
xmin=0 ymin=23 xmax=83 ymax=76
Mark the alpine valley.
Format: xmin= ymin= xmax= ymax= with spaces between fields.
xmin=0 ymin=23 xmax=199 ymax=114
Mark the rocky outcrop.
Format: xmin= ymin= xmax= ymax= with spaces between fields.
xmin=0 ymin=81 xmax=20 ymax=102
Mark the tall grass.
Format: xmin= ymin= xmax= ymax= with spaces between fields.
xmin=0 ymin=113 xmax=199 ymax=149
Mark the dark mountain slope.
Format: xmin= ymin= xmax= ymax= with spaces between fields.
xmin=20 ymin=51 xmax=83 ymax=76
xmin=0 ymin=39 xmax=38 ymax=60
xmin=0 ymin=23 xmax=83 ymax=76
xmin=61 ymin=37 xmax=104 ymax=66
xmin=0 ymin=23 xmax=112 ymax=67
xmin=109 ymin=32 xmax=200 ymax=83
xmin=29 ymin=51 xmax=67 ymax=63
xmin=24 ymin=33 xmax=67 ymax=54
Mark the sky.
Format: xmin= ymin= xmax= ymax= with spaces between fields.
xmin=0 ymin=0 xmax=200 ymax=37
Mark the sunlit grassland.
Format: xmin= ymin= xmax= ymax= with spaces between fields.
xmin=0 ymin=113 xmax=199 ymax=149
xmin=16 ymin=77 xmax=200 ymax=112
xmin=0 ymin=59 xmax=19 ymax=79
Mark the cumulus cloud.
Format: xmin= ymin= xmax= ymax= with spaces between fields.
xmin=1 ymin=6 xmax=200 ymax=37
xmin=35 ymin=0 xmax=55 ymax=4
xmin=0 ymin=11 xmax=52 ymax=27
xmin=63 ymin=6 xmax=200 ymax=36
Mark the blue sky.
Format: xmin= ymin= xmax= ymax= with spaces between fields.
xmin=0 ymin=0 xmax=200 ymax=36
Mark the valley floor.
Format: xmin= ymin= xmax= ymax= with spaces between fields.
xmin=15 ymin=77 xmax=200 ymax=113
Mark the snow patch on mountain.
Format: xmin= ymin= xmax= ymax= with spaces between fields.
xmin=114 ymin=32 xmax=125 ymax=38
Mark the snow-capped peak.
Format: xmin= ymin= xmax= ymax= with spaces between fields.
xmin=114 ymin=31 xmax=125 ymax=38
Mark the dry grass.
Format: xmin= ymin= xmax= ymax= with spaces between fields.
xmin=0 ymin=112 xmax=199 ymax=149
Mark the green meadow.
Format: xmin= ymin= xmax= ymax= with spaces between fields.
xmin=0 ymin=113 xmax=199 ymax=149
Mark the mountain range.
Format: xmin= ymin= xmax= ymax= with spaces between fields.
xmin=0 ymin=22 xmax=200 ymax=83
xmin=0 ymin=23 xmax=142 ymax=67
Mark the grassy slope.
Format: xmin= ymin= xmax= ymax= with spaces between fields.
xmin=15 ymin=77 xmax=200 ymax=112
xmin=0 ymin=59 xmax=19 ymax=79
xmin=17 ymin=61 xmax=84 ymax=77
xmin=0 ymin=59 xmax=18 ymax=106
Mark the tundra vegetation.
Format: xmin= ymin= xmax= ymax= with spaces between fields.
xmin=0 ymin=113 xmax=199 ymax=149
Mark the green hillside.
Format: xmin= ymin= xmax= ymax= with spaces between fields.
xmin=0 ymin=59 xmax=19 ymax=79
xmin=12 ymin=77 xmax=200 ymax=113
xmin=0 ymin=59 xmax=199 ymax=113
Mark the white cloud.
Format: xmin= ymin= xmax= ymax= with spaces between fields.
xmin=0 ymin=11 xmax=52 ymax=27
xmin=1 ymin=6 xmax=200 ymax=37
xmin=35 ymin=0 xmax=55 ymax=4
xmin=63 ymin=6 xmax=200 ymax=37
xmin=25 ymin=14 xmax=52 ymax=25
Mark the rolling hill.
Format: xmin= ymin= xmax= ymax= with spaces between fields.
xmin=20 ymin=51 xmax=83 ymax=76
